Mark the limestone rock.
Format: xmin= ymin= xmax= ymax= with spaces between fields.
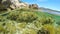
xmin=19 ymin=3 xmax=29 ymax=8
xmin=9 ymin=0 xmax=20 ymax=9
xmin=29 ymin=4 xmax=38 ymax=9
xmin=0 ymin=0 xmax=29 ymax=10
xmin=0 ymin=0 xmax=11 ymax=10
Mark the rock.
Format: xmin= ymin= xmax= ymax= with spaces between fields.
xmin=29 ymin=4 xmax=38 ymax=9
xmin=0 ymin=0 xmax=38 ymax=10
xmin=19 ymin=3 xmax=29 ymax=8
xmin=0 ymin=0 xmax=11 ymax=10
xmin=9 ymin=5 xmax=16 ymax=10
xmin=0 ymin=0 xmax=29 ymax=10
xmin=0 ymin=0 xmax=20 ymax=10
xmin=9 ymin=0 xmax=20 ymax=8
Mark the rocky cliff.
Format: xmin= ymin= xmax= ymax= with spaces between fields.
xmin=0 ymin=0 xmax=39 ymax=10
xmin=0 ymin=0 xmax=29 ymax=10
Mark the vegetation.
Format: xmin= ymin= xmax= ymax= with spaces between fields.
xmin=0 ymin=8 xmax=60 ymax=34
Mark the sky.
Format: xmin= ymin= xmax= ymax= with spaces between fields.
xmin=21 ymin=0 xmax=60 ymax=11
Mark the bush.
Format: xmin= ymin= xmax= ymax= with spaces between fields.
xmin=17 ymin=12 xmax=38 ymax=22
xmin=0 ymin=20 xmax=16 ymax=34
xmin=0 ymin=16 xmax=6 ymax=22
xmin=38 ymin=16 xmax=55 ymax=25
xmin=7 ymin=11 xmax=20 ymax=21
xmin=56 ymin=21 xmax=60 ymax=25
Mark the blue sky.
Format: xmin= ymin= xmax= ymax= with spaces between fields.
xmin=21 ymin=0 xmax=60 ymax=11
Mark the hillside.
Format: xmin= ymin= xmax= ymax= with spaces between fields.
xmin=0 ymin=8 xmax=60 ymax=34
xmin=0 ymin=0 xmax=60 ymax=34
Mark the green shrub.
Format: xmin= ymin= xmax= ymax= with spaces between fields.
xmin=56 ymin=21 xmax=60 ymax=25
xmin=0 ymin=16 xmax=6 ymax=22
xmin=17 ymin=12 xmax=38 ymax=23
xmin=7 ymin=11 xmax=20 ymax=21
xmin=37 ymin=16 xmax=54 ymax=25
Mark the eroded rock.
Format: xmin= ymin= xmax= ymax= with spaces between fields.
xmin=0 ymin=0 xmax=28 ymax=10
xmin=29 ymin=4 xmax=38 ymax=9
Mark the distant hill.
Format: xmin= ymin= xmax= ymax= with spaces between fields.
xmin=38 ymin=7 xmax=60 ymax=15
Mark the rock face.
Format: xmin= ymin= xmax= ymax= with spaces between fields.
xmin=0 ymin=0 xmax=29 ymax=10
xmin=19 ymin=3 xmax=29 ymax=9
xmin=29 ymin=4 xmax=38 ymax=9
xmin=9 ymin=0 xmax=21 ymax=9
xmin=0 ymin=0 xmax=11 ymax=9
xmin=0 ymin=0 xmax=38 ymax=10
